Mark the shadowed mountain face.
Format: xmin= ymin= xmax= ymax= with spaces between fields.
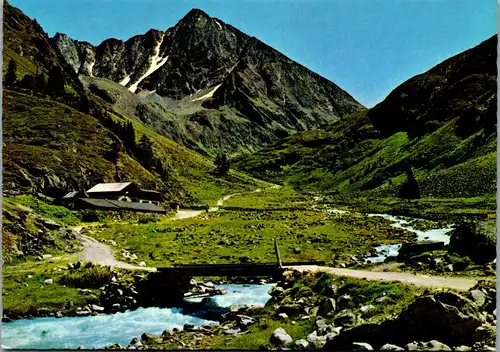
xmin=52 ymin=9 xmax=364 ymax=156
xmin=234 ymin=35 xmax=497 ymax=198
xmin=2 ymin=2 xmax=267 ymax=201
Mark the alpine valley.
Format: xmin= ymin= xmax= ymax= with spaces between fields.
xmin=2 ymin=2 xmax=497 ymax=352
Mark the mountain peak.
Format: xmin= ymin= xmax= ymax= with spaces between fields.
xmin=183 ymin=8 xmax=211 ymax=21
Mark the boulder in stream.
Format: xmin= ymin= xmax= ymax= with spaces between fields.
xmin=397 ymin=241 xmax=445 ymax=260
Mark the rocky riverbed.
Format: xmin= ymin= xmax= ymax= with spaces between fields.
xmin=99 ymin=270 xmax=496 ymax=351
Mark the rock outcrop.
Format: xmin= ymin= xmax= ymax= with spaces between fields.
xmin=448 ymin=221 xmax=496 ymax=264
xmin=324 ymin=287 xmax=494 ymax=350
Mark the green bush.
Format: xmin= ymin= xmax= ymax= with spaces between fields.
xmin=445 ymin=254 xmax=471 ymax=271
xmin=58 ymin=265 xmax=114 ymax=288
xmin=138 ymin=215 xmax=158 ymax=224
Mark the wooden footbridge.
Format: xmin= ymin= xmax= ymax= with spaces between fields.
xmin=144 ymin=240 xmax=323 ymax=307
xmin=157 ymin=240 xmax=323 ymax=278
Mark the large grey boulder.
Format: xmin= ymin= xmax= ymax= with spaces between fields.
xmin=324 ymin=291 xmax=485 ymax=350
xmin=448 ymin=221 xmax=496 ymax=264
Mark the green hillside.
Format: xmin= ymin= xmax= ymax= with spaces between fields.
xmin=234 ymin=36 xmax=497 ymax=198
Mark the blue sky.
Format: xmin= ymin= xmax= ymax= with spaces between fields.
xmin=10 ymin=0 xmax=497 ymax=107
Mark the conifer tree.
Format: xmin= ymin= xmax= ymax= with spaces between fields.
xmin=4 ymin=59 xmax=17 ymax=87
xmin=214 ymin=153 xmax=230 ymax=176
xmin=137 ymin=134 xmax=154 ymax=169
xmin=46 ymin=65 xmax=65 ymax=97
xmin=399 ymin=165 xmax=421 ymax=201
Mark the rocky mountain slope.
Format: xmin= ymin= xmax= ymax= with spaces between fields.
xmin=51 ymin=9 xmax=364 ymax=155
xmin=2 ymin=2 xmax=268 ymax=203
xmin=234 ymin=35 xmax=497 ymax=198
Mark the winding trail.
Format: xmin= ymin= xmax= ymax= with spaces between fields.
xmin=287 ymin=265 xmax=482 ymax=291
xmin=72 ymin=226 xmax=156 ymax=272
xmin=72 ymin=185 xmax=483 ymax=291
xmin=173 ymin=187 xmax=264 ymax=219
xmin=73 ymin=190 xmax=253 ymax=268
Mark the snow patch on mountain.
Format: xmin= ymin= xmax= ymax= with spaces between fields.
xmin=87 ymin=60 xmax=95 ymax=77
xmin=129 ymin=37 xmax=169 ymax=93
xmin=191 ymin=84 xmax=222 ymax=102
xmin=119 ymin=74 xmax=131 ymax=86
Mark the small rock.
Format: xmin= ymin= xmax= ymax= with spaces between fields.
xmin=293 ymin=248 xmax=301 ymax=254
xmin=141 ymin=333 xmax=161 ymax=344
xmin=236 ymin=315 xmax=256 ymax=328
xmin=90 ymin=304 xmax=105 ymax=313
xmin=406 ymin=340 xmax=451 ymax=351
xmin=223 ymin=327 xmax=242 ymax=336
xmin=138 ymin=261 xmax=146 ymax=267
xmin=445 ymin=264 xmax=454 ymax=272
xmin=337 ymin=294 xmax=354 ymax=310
xmin=270 ymin=327 xmax=293 ymax=346
xmin=469 ymin=290 xmax=487 ymax=309
xmin=279 ymin=303 xmax=303 ymax=317
xmin=130 ymin=337 xmax=142 ymax=347
xmin=352 ymin=342 xmax=374 ymax=351
xmin=375 ymin=296 xmax=396 ymax=305
xmin=318 ymin=298 xmax=336 ymax=317
xmin=43 ymin=279 xmax=53 ymax=285
xmin=334 ymin=309 xmax=356 ymax=326
xmin=269 ymin=286 xmax=285 ymax=298
xmin=42 ymin=254 xmax=53 ymax=260
xmin=294 ymin=339 xmax=309 ymax=349
xmin=359 ymin=305 xmax=377 ymax=317
xmin=306 ymin=330 xmax=326 ymax=348
xmin=309 ymin=306 xmax=319 ymax=317
xmin=474 ymin=324 xmax=495 ymax=341
xmin=105 ymin=344 xmax=122 ymax=350
xmin=278 ymin=313 xmax=289 ymax=320
xmin=79 ymin=289 xmax=92 ymax=295
xmin=380 ymin=344 xmax=405 ymax=351
xmin=76 ymin=310 xmax=92 ymax=317
xmin=454 ymin=346 xmax=471 ymax=351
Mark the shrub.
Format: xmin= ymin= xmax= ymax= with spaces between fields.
xmin=445 ymin=254 xmax=471 ymax=271
xmin=138 ymin=215 xmax=158 ymax=224
xmin=58 ymin=265 xmax=114 ymax=289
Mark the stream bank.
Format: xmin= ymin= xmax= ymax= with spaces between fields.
xmin=2 ymin=283 xmax=274 ymax=350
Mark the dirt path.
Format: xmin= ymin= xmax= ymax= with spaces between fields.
xmin=287 ymin=265 xmax=481 ymax=291
xmin=72 ymin=226 xmax=156 ymax=271
xmin=174 ymin=188 xmax=264 ymax=220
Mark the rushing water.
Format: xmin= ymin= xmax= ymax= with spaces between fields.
xmin=318 ymin=206 xmax=453 ymax=263
xmin=365 ymin=213 xmax=453 ymax=263
xmin=2 ymin=284 xmax=274 ymax=350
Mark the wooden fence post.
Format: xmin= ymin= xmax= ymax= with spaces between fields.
xmin=274 ymin=238 xmax=282 ymax=268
